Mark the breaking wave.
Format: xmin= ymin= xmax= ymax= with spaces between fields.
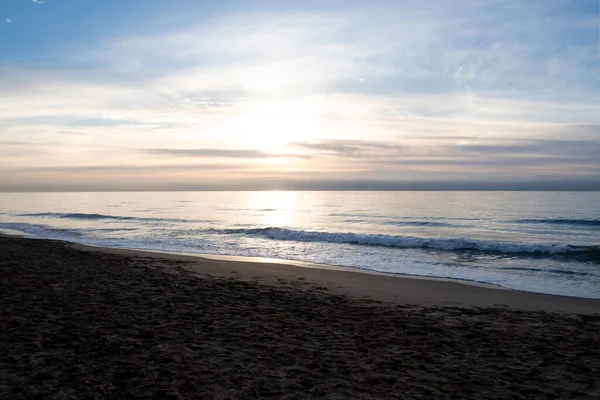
xmin=16 ymin=212 xmax=211 ymax=224
xmin=513 ymin=218 xmax=600 ymax=227
xmin=212 ymin=227 xmax=599 ymax=256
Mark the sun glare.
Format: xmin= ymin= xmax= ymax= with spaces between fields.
xmin=234 ymin=99 xmax=323 ymax=153
xmin=258 ymin=190 xmax=295 ymax=227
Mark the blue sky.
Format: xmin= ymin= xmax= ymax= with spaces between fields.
xmin=1 ymin=0 xmax=599 ymax=190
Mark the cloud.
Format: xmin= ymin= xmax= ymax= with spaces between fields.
xmin=57 ymin=130 xmax=92 ymax=137
xmin=457 ymin=139 xmax=600 ymax=156
xmin=1 ymin=0 xmax=598 ymax=189
xmin=31 ymin=0 xmax=43 ymax=4
xmin=290 ymin=140 xmax=398 ymax=155
xmin=10 ymin=163 xmax=245 ymax=174
xmin=5 ymin=18 xmax=12 ymax=23
xmin=289 ymin=137 xmax=600 ymax=178
xmin=2 ymin=115 xmax=141 ymax=128
xmin=144 ymin=148 xmax=308 ymax=158
xmin=93 ymin=0 xmax=596 ymax=100
xmin=0 ymin=140 xmax=61 ymax=148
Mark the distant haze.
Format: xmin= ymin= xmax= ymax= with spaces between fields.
xmin=1 ymin=0 xmax=598 ymax=191
xmin=2 ymin=179 xmax=599 ymax=192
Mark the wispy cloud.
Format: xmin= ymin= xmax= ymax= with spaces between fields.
xmin=292 ymin=136 xmax=600 ymax=158
xmin=290 ymin=136 xmax=600 ymax=181
xmin=1 ymin=0 xmax=598 ymax=189
xmin=290 ymin=140 xmax=398 ymax=155
xmin=11 ymin=163 xmax=244 ymax=174
xmin=144 ymin=148 xmax=308 ymax=158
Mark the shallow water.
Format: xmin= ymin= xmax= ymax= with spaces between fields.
xmin=1 ymin=191 xmax=599 ymax=298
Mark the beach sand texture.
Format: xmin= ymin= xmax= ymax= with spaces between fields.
xmin=1 ymin=236 xmax=599 ymax=399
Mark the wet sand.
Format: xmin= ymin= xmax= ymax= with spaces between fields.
xmin=1 ymin=236 xmax=599 ymax=399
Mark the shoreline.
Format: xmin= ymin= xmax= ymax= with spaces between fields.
xmin=2 ymin=232 xmax=599 ymax=313
xmin=0 ymin=227 xmax=27 ymax=237
xmin=76 ymin=242 xmax=509 ymax=289
xmin=2 ymin=230 xmax=504 ymax=290
xmin=69 ymin=240 xmax=600 ymax=314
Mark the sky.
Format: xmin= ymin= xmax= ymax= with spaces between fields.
xmin=0 ymin=0 xmax=599 ymax=191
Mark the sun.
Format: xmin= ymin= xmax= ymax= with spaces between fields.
xmin=234 ymin=99 xmax=323 ymax=153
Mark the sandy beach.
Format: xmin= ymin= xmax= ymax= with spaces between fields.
xmin=1 ymin=235 xmax=599 ymax=399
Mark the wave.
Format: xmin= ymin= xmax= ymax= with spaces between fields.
xmin=213 ymin=227 xmax=599 ymax=256
xmin=329 ymin=213 xmax=483 ymax=223
xmin=0 ymin=222 xmax=85 ymax=238
xmin=513 ymin=218 xmax=600 ymax=227
xmin=216 ymin=208 xmax=280 ymax=212
xmin=382 ymin=220 xmax=462 ymax=228
xmin=19 ymin=212 xmax=140 ymax=220
xmin=338 ymin=219 xmax=459 ymax=227
xmin=0 ymin=222 xmax=140 ymax=236
xmin=4 ymin=218 xmax=598 ymax=259
xmin=499 ymin=267 xmax=595 ymax=277
xmin=15 ymin=212 xmax=212 ymax=224
xmin=328 ymin=212 xmax=391 ymax=219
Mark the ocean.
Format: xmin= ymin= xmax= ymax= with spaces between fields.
xmin=1 ymin=191 xmax=599 ymax=299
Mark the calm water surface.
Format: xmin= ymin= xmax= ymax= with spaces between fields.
xmin=1 ymin=191 xmax=599 ymax=298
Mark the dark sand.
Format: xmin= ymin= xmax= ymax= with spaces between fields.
xmin=1 ymin=236 xmax=599 ymax=399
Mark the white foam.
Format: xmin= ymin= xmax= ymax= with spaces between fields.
xmin=228 ymin=227 xmax=588 ymax=255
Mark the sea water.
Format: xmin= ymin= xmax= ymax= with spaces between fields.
xmin=1 ymin=191 xmax=599 ymax=298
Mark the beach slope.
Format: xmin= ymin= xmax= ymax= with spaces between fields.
xmin=1 ymin=236 xmax=599 ymax=399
